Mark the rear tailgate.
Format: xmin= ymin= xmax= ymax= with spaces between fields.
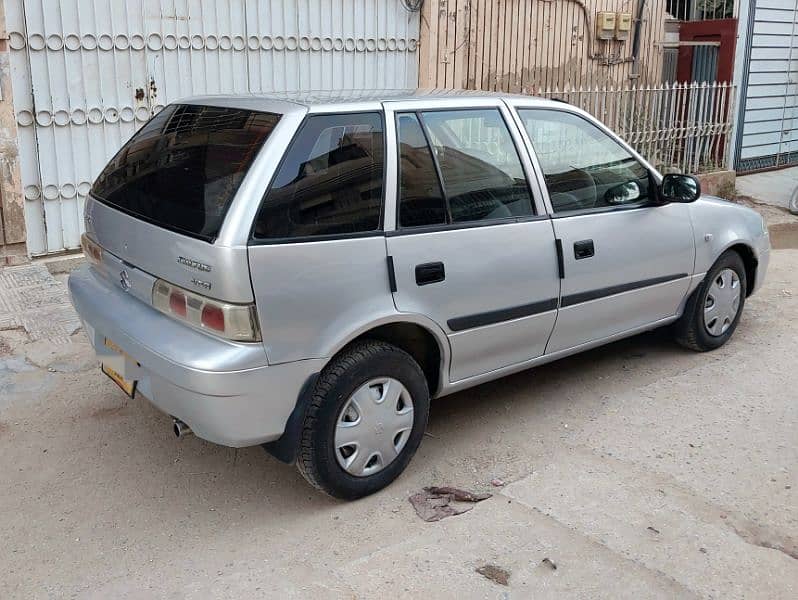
xmin=85 ymin=197 xmax=252 ymax=303
xmin=84 ymin=102 xmax=284 ymax=303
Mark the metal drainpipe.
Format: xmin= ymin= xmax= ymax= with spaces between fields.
xmin=630 ymin=0 xmax=648 ymax=79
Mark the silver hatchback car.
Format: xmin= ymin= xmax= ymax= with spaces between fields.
xmin=69 ymin=90 xmax=770 ymax=498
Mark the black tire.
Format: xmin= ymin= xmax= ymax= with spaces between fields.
xmin=674 ymin=250 xmax=747 ymax=352
xmin=296 ymin=340 xmax=430 ymax=500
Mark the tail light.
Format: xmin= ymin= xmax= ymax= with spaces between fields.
xmin=152 ymin=279 xmax=261 ymax=342
xmin=81 ymin=233 xmax=103 ymax=265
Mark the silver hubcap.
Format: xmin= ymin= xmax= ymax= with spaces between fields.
xmin=334 ymin=377 xmax=414 ymax=477
xmin=704 ymin=268 xmax=741 ymax=337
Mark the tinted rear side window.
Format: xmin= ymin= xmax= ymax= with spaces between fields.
xmin=253 ymin=112 xmax=384 ymax=240
xmin=397 ymin=113 xmax=447 ymax=228
xmin=91 ymin=104 xmax=280 ymax=241
xmin=395 ymin=108 xmax=534 ymax=229
xmin=421 ymin=109 xmax=533 ymax=223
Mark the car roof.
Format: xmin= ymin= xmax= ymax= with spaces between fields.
xmin=180 ymin=88 xmax=555 ymax=114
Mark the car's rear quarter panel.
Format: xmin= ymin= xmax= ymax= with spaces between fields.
xmin=248 ymin=237 xmax=398 ymax=364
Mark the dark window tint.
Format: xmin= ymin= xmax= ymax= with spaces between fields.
xmin=253 ymin=112 xmax=384 ymax=239
xmin=397 ymin=113 xmax=447 ymax=227
xmin=420 ymin=109 xmax=533 ymax=223
xmin=518 ymin=109 xmax=651 ymax=214
xmin=91 ymin=104 xmax=279 ymax=241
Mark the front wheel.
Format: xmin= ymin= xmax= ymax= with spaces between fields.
xmin=674 ymin=250 xmax=747 ymax=352
xmin=296 ymin=340 xmax=430 ymax=499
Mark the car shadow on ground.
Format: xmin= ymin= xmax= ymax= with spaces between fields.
xmin=71 ymin=327 xmax=692 ymax=516
xmin=427 ymin=328 xmax=680 ymax=427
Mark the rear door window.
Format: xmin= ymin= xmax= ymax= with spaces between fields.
xmin=396 ymin=113 xmax=447 ymax=228
xmin=252 ymin=112 xmax=385 ymax=240
xmin=396 ymin=108 xmax=534 ymax=228
xmin=91 ymin=104 xmax=280 ymax=241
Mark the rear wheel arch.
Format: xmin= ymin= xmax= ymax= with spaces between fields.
xmin=295 ymin=339 xmax=431 ymax=498
xmin=263 ymin=319 xmax=448 ymax=465
xmin=323 ymin=315 xmax=450 ymax=396
xmin=348 ymin=321 xmax=445 ymax=398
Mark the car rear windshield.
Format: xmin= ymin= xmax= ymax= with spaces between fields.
xmin=91 ymin=104 xmax=280 ymax=241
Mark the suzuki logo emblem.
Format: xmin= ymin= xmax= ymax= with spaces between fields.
xmin=119 ymin=270 xmax=131 ymax=291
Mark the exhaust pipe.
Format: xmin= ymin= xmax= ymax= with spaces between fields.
xmin=173 ymin=418 xmax=193 ymax=439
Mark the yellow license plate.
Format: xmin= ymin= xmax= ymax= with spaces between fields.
xmin=101 ymin=339 xmax=137 ymax=398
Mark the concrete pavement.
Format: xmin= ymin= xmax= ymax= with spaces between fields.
xmin=737 ymin=166 xmax=798 ymax=211
xmin=1 ymin=227 xmax=797 ymax=598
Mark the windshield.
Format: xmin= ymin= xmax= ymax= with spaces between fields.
xmin=91 ymin=104 xmax=280 ymax=241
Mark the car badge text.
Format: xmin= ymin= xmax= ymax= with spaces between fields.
xmin=177 ymin=256 xmax=212 ymax=272
xmin=191 ymin=278 xmax=212 ymax=291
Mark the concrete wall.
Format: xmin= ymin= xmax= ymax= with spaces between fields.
xmin=696 ymin=169 xmax=736 ymax=199
xmin=419 ymin=0 xmax=670 ymax=92
xmin=0 ymin=0 xmax=27 ymax=265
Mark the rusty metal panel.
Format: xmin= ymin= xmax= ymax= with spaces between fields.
xmin=6 ymin=0 xmax=419 ymax=256
xmin=420 ymin=0 xmax=668 ymax=92
xmin=5 ymin=0 xmax=46 ymax=255
xmin=0 ymin=5 xmax=27 ymax=253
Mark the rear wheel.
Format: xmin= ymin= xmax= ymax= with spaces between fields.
xmin=296 ymin=340 xmax=430 ymax=499
xmin=674 ymin=250 xmax=747 ymax=352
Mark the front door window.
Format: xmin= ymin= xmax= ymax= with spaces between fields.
xmin=517 ymin=109 xmax=652 ymax=214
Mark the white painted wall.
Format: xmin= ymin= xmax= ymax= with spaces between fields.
xmin=4 ymin=0 xmax=420 ymax=255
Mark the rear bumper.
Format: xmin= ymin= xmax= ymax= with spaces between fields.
xmin=68 ymin=265 xmax=324 ymax=447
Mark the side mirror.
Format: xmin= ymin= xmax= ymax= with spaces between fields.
xmin=659 ymin=173 xmax=701 ymax=203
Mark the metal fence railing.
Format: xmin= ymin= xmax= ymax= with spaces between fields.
xmin=539 ymin=81 xmax=736 ymax=174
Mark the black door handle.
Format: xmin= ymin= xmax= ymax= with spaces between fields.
xmin=574 ymin=239 xmax=595 ymax=259
xmin=415 ymin=262 xmax=445 ymax=286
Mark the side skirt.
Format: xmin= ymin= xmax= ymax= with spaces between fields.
xmin=438 ymin=314 xmax=680 ymax=398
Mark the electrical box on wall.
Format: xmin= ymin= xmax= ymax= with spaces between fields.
xmin=615 ymin=12 xmax=633 ymax=41
xmin=596 ymin=11 xmax=616 ymax=41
